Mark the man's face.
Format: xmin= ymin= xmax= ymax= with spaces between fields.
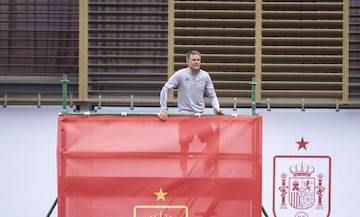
xmin=187 ymin=54 xmax=201 ymax=72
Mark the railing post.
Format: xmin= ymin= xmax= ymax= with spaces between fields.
xmin=61 ymin=74 xmax=69 ymax=114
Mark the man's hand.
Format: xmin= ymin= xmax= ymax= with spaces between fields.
xmin=215 ymin=108 xmax=224 ymax=115
xmin=159 ymin=111 xmax=168 ymax=121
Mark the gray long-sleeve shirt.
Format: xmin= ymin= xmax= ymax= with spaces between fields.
xmin=160 ymin=67 xmax=220 ymax=113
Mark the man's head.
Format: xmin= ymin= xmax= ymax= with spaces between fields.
xmin=186 ymin=50 xmax=201 ymax=72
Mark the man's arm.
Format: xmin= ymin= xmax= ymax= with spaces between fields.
xmin=159 ymin=85 xmax=170 ymax=120
xmin=160 ymin=85 xmax=169 ymax=112
xmin=159 ymin=73 xmax=179 ymax=120
xmin=205 ymin=74 xmax=224 ymax=115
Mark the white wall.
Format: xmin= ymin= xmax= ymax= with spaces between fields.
xmin=0 ymin=106 xmax=60 ymax=217
xmin=0 ymin=106 xmax=359 ymax=217
xmin=259 ymin=108 xmax=360 ymax=217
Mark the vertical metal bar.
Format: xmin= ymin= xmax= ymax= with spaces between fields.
xmin=130 ymin=95 xmax=134 ymax=110
xmin=69 ymin=93 xmax=74 ymax=108
xmin=97 ymin=94 xmax=102 ymax=110
xmin=267 ymin=98 xmax=271 ymax=111
xmin=37 ymin=93 xmax=41 ymax=108
xmin=233 ymin=97 xmax=237 ymax=111
xmin=301 ymin=98 xmax=305 ymax=112
xmin=61 ymin=74 xmax=68 ymax=113
xmin=3 ymin=93 xmax=7 ymax=108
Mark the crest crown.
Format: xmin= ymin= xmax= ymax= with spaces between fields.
xmin=290 ymin=162 xmax=314 ymax=177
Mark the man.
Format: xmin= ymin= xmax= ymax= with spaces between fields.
xmin=159 ymin=50 xmax=223 ymax=176
xmin=159 ymin=50 xmax=224 ymax=120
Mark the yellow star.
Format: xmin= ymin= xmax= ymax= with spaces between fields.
xmin=154 ymin=188 xmax=168 ymax=201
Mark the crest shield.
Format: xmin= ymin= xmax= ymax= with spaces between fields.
xmin=273 ymin=156 xmax=331 ymax=217
xmin=288 ymin=177 xmax=315 ymax=209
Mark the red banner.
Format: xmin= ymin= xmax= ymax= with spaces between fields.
xmin=57 ymin=115 xmax=262 ymax=217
